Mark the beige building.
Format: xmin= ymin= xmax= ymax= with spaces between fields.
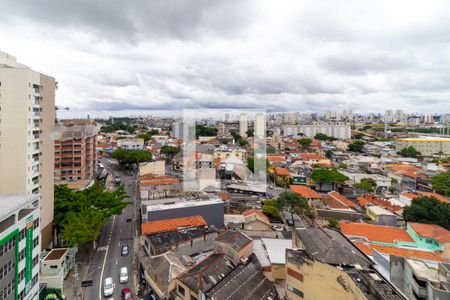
xmin=239 ymin=113 xmax=248 ymax=138
xmin=213 ymin=146 xmax=247 ymax=161
xmin=396 ymin=137 xmax=450 ymax=156
xmin=0 ymin=51 xmax=55 ymax=248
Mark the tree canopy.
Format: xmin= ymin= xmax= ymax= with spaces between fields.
xmin=55 ymin=184 xmax=129 ymax=246
xmin=160 ymin=145 xmax=180 ymax=156
xmin=347 ymin=140 xmax=365 ymax=152
xmin=403 ymin=196 xmax=450 ymax=230
xmin=431 ymin=172 xmax=450 ymax=196
xmin=398 ymin=146 xmax=421 ymax=158
xmin=314 ymin=133 xmax=337 ymax=141
xmin=195 ymin=125 xmax=218 ymax=138
xmin=137 ymin=132 xmax=153 ymax=142
xmin=101 ymin=121 xmax=137 ymax=134
xmin=311 ymin=168 xmax=349 ymax=189
xmin=238 ymin=139 xmax=248 ymax=147
xmin=111 ymin=149 xmax=152 ymax=169
xmin=355 ymin=178 xmax=377 ymax=193
xmin=276 ymin=191 xmax=311 ymax=220
xmin=247 ymin=156 xmax=269 ymax=173
xmin=298 ymin=138 xmax=312 ymax=148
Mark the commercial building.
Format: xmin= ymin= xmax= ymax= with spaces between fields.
xmin=213 ymin=146 xmax=246 ymax=161
xmin=0 ymin=195 xmax=41 ymax=300
xmin=0 ymin=51 xmax=55 ymax=248
xmin=117 ymin=137 xmax=144 ymax=149
xmin=54 ymin=119 xmax=101 ymax=181
xmin=297 ymin=123 xmax=351 ymax=139
xmin=396 ymin=137 xmax=450 ymax=156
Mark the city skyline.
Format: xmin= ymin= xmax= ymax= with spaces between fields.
xmin=1 ymin=0 xmax=450 ymax=118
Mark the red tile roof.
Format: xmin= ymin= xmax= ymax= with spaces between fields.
xmin=267 ymin=156 xmax=285 ymax=162
xmin=328 ymin=191 xmax=357 ymax=208
xmin=359 ymin=194 xmax=403 ymax=213
xmin=321 ymin=195 xmax=349 ymax=209
xmin=139 ymin=174 xmax=180 ymax=186
xmin=141 ymin=216 xmax=207 ymax=235
xmin=409 ymin=222 xmax=450 ymax=243
xmin=419 ymin=192 xmax=450 ymax=204
xmin=275 ymin=167 xmax=289 ymax=176
xmin=242 ymin=208 xmax=269 ymax=222
xmin=290 ymin=185 xmax=321 ymax=199
xmin=356 ymin=197 xmax=370 ymax=207
xmin=299 ymin=153 xmax=327 ymax=161
xmin=339 ymin=221 xmax=414 ymax=244
xmin=353 ymin=241 xmax=445 ymax=262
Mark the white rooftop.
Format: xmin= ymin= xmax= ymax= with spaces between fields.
xmin=0 ymin=194 xmax=39 ymax=222
xmin=261 ymin=238 xmax=292 ymax=264
xmin=367 ymin=205 xmax=396 ymax=216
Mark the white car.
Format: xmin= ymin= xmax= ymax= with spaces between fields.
xmin=103 ymin=277 xmax=114 ymax=297
xmin=119 ymin=267 xmax=129 ymax=283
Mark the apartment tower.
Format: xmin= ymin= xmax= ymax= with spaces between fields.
xmin=239 ymin=113 xmax=248 ymax=138
xmin=0 ymin=51 xmax=55 ymax=248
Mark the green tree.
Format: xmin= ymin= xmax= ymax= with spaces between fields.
xmin=262 ymin=200 xmax=281 ymax=220
xmin=230 ymin=131 xmax=242 ymax=142
xmin=195 ymin=125 xmax=218 ymax=138
xmin=311 ymin=168 xmax=349 ymax=190
xmin=111 ymin=149 xmax=152 ymax=169
xmin=247 ymin=157 xmax=269 ymax=172
xmin=277 ymin=191 xmax=311 ymax=222
xmin=347 ymin=140 xmax=365 ymax=152
xmin=314 ymin=133 xmax=337 ymax=141
xmin=403 ymin=197 xmax=450 ymax=230
xmin=355 ymin=178 xmax=377 ymax=193
xmin=137 ymin=132 xmax=153 ymax=142
xmin=398 ymin=146 xmax=421 ymax=158
xmin=431 ymin=172 xmax=450 ymax=196
xmin=324 ymin=149 xmax=334 ymax=158
xmin=246 ymin=129 xmax=254 ymax=137
xmin=160 ymin=145 xmax=180 ymax=156
xmin=238 ymin=139 xmax=248 ymax=147
xmin=298 ymin=138 xmax=312 ymax=149
xmin=54 ymin=184 xmax=129 ymax=247
xmin=327 ymin=218 xmax=339 ymax=229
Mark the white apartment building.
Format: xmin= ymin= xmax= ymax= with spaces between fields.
xmin=254 ymin=113 xmax=265 ymax=139
xmin=283 ymin=125 xmax=299 ymax=136
xmin=0 ymin=194 xmax=41 ymax=300
xmin=396 ymin=137 xmax=450 ymax=156
xmin=297 ymin=123 xmax=351 ymax=139
xmin=0 ymin=51 xmax=55 ymax=248
xmin=117 ymin=137 xmax=145 ymax=149
xmin=239 ymin=113 xmax=248 ymax=138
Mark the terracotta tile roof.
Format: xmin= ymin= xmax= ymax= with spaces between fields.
xmin=299 ymin=153 xmax=327 ymax=160
xmin=419 ymin=192 xmax=450 ymax=204
xmin=402 ymin=193 xmax=419 ymax=199
xmin=384 ymin=164 xmax=421 ymax=172
xmin=356 ymin=197 xmax=370 ymax=207
xmin=267 ymin=156 xmax=285 ymax=162
xmin=217 ymin=191 xmax=231 ymax=201
xmin=328 ymin=191 xmax=357 ymax=208
xmin=339 ymin=221 xmax=414 ymax=244
xmin=321 ymin=195 xmax=349 ymax=209
xmin=359 ymin=194 xmax=403 ymax=213
xmin=408 ymin=222 xmax=450 ymax=243
xmin=290 ymin=185 xmax=321 ymax=199
xmin=242 ymin=209 xmax=269 ymax=222
xmin=141 ymin=216 xmax=207 ymax=235
xmin=140 ymin=174 xmax=180 ymax=186
xmin=353 ymin=241 xmax=445 ymax=262
xmin=275 ymin=167 xmax=289 ymax=176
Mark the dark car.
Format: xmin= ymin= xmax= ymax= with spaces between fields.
xmin=121 ymin=287 xmax=133 ymax=300
xmin=121 ymin=244 xmax=129 ymax=256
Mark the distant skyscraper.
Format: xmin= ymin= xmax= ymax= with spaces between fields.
xmin=0 ymin=51 xmax=55 ymax=248
xmin=254 ymin=113 xmax=265 ymax=139
xmin=239 ymin=113 xmax=248 ymax=138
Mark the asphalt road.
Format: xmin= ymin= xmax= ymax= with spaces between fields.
xmin=83 ymin=157 xmax=137 ymax=300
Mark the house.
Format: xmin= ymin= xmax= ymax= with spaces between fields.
xmin=328 ymin=191 xmax=357 ymax=209
xmin=297 ymin=153 xmax=330 ymax=166
xmin=290 ymin=185 xmax=321 ymax=207
xmin=253 ymin=238 xmax=292 ymax=281
xmin=286 ymin=228 xmax=404 ymax=300
xmin=241 ymin=209 xmax=271 ymax=231
xmin=141 ymin=216 xmax=207 ymax=236
xmin=40 ymin=248 xmax=77 ymax=295
xmin=140 ymin=252 xmax=187 ymax=299
xmin=117 ymin=137 xmax=144 ymax=149
xmin=407 ymin=222 xmax=450 ymax=259
xmin=213 ymin=230 xmax=253 ymax=265
xmin=139 ymin=173 xmax=181 ymax=200
xmin=366 ymin=206 xmax=398 ymax=226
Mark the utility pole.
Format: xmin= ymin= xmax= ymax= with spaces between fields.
xmin=73 ymin=262 xmax=79 ymax=300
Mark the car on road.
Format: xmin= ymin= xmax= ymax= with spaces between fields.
xmin=272 ymin=224 xmax=284 ymax=231
xmin=286 ymin=219 xmax=294 ymax=226
xmin=119 ymin=267 xmax=129 ymax=283
xmin=114 ymin=176 xmax=122 ymax=185
xmin=103 ymin=277 xmax=114 ymax=297
xmin=121 ymin=243 xmax=129 ymax=256
xmin=121 ymin=287 xmax=133 ymax=300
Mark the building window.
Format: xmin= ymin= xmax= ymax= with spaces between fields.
xmin=287 ymin=285 xmax=304 ymax=298
xmin=177 ymin=285 xmax=185 ymax=296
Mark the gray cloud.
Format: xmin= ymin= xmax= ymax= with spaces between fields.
xmin=1 ymin=0 xmax=450 ymax=116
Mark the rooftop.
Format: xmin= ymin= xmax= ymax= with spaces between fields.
xmin=43 ymin=248 xmax=69 ymax=261
xmin=328 ymin=191 xmax=357 ymax=208
xmin=408 ymin=222 xmax=450 ymax=243
xmin=146 ymin=227 xmax=215 ymax=253
xmin=261 ymin=238 xmax=292 ymax=264
xmin=367 ymin=205 xmax=396 ymax=216
xmin=0 ymin=194 xmax=38 ymax=222
xmin=141 ymin=215 xmax=207 ymax=235
xmin=339 ymin=221 xmax=414 ymax=244
xmin=290 ymin=185 xmax=321 ymax=199
xmin=214 ymin=230 xmax=252 ymax=251
xmin=295 ymin=228 xmax=371 ymax=267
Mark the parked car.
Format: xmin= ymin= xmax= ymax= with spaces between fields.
xmin=103 ymin=277 xmax=114 ymax=297
xmin=286 ymin=219 xmax=294 ymax=226
xmin=272 ymin=225 xmax=284 ymax=231
xmin=114 ymin=176 xmax=122 ymax=185
xmin=121 ymin=287 xmax=133 ymax=300
xmin=121 ymin=244 xmax=129 ymax=256
xmin=120 ymin=267 xmax=128 ymax=283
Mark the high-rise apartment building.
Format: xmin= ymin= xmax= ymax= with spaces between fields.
xmin=0 ymin=51 xmax=55 ymax=248
xmin=254 ymin=113 xmax=265 ymax=139
xmin=294 ymin=123 xmax=351 ymax=139
xmin=0 ymin=194 xmax=41 ymax=300
xmin=54 ymin=119 xmax=101 ymax=181
xmin=239 ymin=113 xmax=248 ymax=138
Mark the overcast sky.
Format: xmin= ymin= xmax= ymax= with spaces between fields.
xmin=1 ymin=0 xmax=450 ymax=117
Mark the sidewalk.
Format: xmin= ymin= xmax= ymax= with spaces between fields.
xmin=63 ymin=245 xmax=95 ymax=299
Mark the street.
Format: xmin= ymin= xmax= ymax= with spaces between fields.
xmin=83 ymin=157 xmax=137 ymax=300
